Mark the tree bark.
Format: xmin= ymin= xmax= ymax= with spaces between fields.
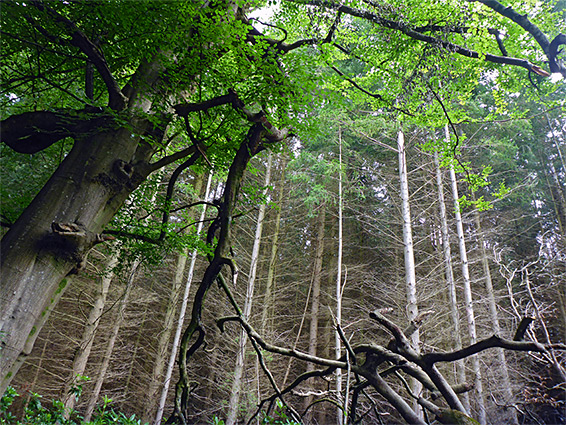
xmin=447 ymin=129 xmax=486 ymax=424
xmin=303 ymin=202 xmax=326 ymax=414
xmin=0 ymin=62 xmax=165 ymax=391
xmin=260 ymin=155 xmax=288 ymax=334
xmin=62 ymin=253 xmax=118 ymax=417
xmin=335 ymin=129 xmax=345 ymax=425
xmin=434 ymin=149 xmax=469 ymax=411
xmin=142 ymin=174 xmax=206 ymax=424
xmin=153 ymin=173 xmax=213 ymax=425
xmin=397 ymin=129 xmax=422 ymax=417
xmin=471 ymin=197 xmax=518 ymax=425
xmin=226 ymin=153 xmax=272 ymax=425
xmin=83 ymin=260 xmax=138 ymax=422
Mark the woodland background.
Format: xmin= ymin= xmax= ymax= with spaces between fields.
xmin=0 ymin=0 xmax=565 ymax=424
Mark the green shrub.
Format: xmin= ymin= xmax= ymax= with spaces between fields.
xmin=0 ymin=386 xmax=143 ymax=425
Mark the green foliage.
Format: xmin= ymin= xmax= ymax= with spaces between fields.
xmin=0 ymin=386 xmax=143 ymax=425
xmin=0 ymin=142 xmax=71 ymax=225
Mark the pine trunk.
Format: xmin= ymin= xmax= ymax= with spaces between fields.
xmin=226 ymin=154 xmax=272 ymax=425
xmin=448 ymin=140 xmax=486 ymax=424
xmin=335 ymin=129 xmax=344 ymax=425
xmin=142 ymin=174 xmax=205 ymax=424
xmin=472 ymin=201 xmax=518 ymax=425
xmin=260 ymin=155 xmax=288 ymax=334
xmin=153 ymin=172 xmax=213 ymax=425
xmin=62 ymin=253 xmax=118 ymax=416
xmin=303 ymin=203 xmax=326 ymax=413
xmin=434 ymin=149 xmax=469 ymax=410
xmin=397 ymin=129 xmax=422 ymax=417
xmin=83 ymin=261 xmax=138 ymax=421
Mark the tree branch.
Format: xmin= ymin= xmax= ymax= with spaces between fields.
xmin=292 ymin=0 xmax=555 ymax=76
xmin=1 ymin=109 xmax=113 ymax=154
xmin=422 ymin=334 xmax=564 ymax=364
xmin=31 ymin=0 xmax=128 ymax=110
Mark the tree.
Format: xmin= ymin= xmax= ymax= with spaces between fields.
xmin=1 ymin=0 xmax=565 ymax=421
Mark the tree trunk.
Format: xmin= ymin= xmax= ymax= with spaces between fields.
xmin=303 ymin=202 xmax=326 ymax=413
xmin=447 ymin=139 xmax=486 ymax=424
xmin=83 ymin=260 xmax=138 ymax=421
xmin=142 ymin=174 xmax=206 ymax=424
xmin=397 ymin=129 xmax=422 ymax=417
xmin=260 ymin=155 xmax=288 ymax=334
xmin=0 ymin=69 xmax=165 ymax=391
xmin=335 ymin=129 xmax=344 ymax=425
xmin=153 ymin=172 xmax=213 ymax=425
xmin=523 ymin=269 xmax=566 ymax=381
xmin=434 ymin=149 xmax=469 ymax=411
xmin=471 ymin=198 xmax=518 ymax=425
xmin=226 ymin=153 xmax=272 ymax=425
xmin=62 ymin=253 xmax=118 ymax=417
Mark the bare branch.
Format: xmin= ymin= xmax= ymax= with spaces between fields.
xmin=422 ymin=334 xmax=563 ymax=364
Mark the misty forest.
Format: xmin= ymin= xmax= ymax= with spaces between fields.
xmin=0 ymin=0 xmax=565 ymax=424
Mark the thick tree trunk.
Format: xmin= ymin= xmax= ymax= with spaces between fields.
xmin=0 ymin=111 xmax=161 ymax=393
xmin=62 ymin=253 xmax=118 ymax=416
xmin=448 ymin=158 xmax=487 ymax=424
xmin=397 ymin=130 xmax=422 ymax=417
xmin=434 ymin=150 xmax=469 ymax=410
xmin=0 ymin=46 xmax=167 ymax=391
xmin=226 ymin=153 xmax=272 ymax=425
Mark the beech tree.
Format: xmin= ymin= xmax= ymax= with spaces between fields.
xmin=1 ymin=0 xmax=565 ymax=422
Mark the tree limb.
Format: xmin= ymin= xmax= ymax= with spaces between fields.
xmin=31 ymin=0 xmax=128 ymax=110
xmin=1 ymin=109 xmax=113 ymax=154
xmin=422 ymin=334 xmax=563 ymax=364
xmin=292 ymin=0 xmax=557 ymax=76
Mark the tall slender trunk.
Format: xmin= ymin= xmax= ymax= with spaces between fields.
xmin=226 ymin=154 xmax=272 ymax=425
xmin=472 ymin=199 xmax=518 ymax=425
xmin=260 ymin=155 xmax=288 ymax=334
xmin=153 ymin=172 xmax=213 ymax=425
xmin=303 ymin=203 xmax=326 ymax=413
xmin=335 ymin=129 xmax=345 ymax=425
xmin=62 ymin=253 xmax=119 ymax=417
xmin=447 ymin=125 xmax=486 ymax=424
xmin=142 ymin=174 xmax=206 ymax=424
xmin=397 ymin=129 xmax=422 ymax=416
xmin=83 ymin=260 xmax=138 ymax=422
xmin=434 ymin=150 xmax=469 ymax=411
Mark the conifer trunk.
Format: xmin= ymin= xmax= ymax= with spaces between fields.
xmin=303 ymin=202 xmax=326 ymax=413
xmin=142 ymin=174 xmax=205 ymax=424
xmin=83 ymin=261 xmax=138 ymax=421
xmin=472 ymin=200 xmax=518 ymax=425
xmin=260 ymin=156 xmax=287 ymax=334
xmin=62 ymin=253 xmax=118 ymax=417
xmin=434 ymin=149 xmax=469 ymax=410
xmin=397 ymin=129 xmax=422 ymax=417
xmin=226 ymin=154 xmax=272 ymax=425
xmin=153 ymin=172 xmax=213 ymax=425
xmin=335 ymin=129 xmax=344 ymax=425
xmin=447 ymin=133 xmax=486 ymax=424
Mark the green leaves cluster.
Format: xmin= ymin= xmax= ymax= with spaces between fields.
xmin=1 ymin=386 xmax=142 ymax=425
